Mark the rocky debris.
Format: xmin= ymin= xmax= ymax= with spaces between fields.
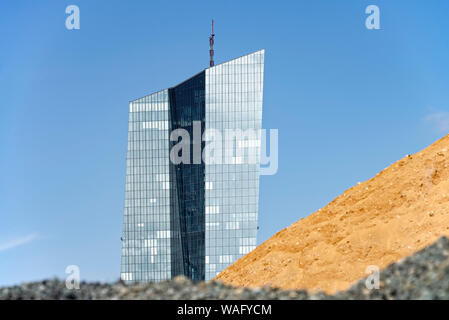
xmin=0 ymin=276 xmax=309 ymax=300
xmin=332 ymin=236 xmax=449 ymax=300
xmin=2 ymin=237 xmax=449 ymax=300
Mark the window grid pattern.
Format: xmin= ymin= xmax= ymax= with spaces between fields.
xmin=121 ymin=89 xmax=171 ymax=283
xmin=204 ymin=50 xmax=264 ymax=280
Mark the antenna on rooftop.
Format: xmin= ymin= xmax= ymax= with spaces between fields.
xmin=209 ymin=19 xmax=215 ymax=67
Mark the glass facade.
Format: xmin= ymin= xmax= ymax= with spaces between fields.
xmin=121 ymin=89 xmax=171 ymax=283
xmin=121 ymin=50 xmax=264 ymax=283
xmin=204 ymin=50 xmax=264 ymax=280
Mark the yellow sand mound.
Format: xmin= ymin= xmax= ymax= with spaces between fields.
xmin=216 ymin=134 xmax=449 ymax=294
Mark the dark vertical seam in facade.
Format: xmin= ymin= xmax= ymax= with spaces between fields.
xmin=169 ymin=71 xmax=206 ymax=281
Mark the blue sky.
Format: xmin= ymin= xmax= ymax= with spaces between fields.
xmin=1 ymin=0 xmax=448 ymax=285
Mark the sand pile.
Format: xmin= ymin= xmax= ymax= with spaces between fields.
xmin=216 ymin=134 xmax=449 ymax=294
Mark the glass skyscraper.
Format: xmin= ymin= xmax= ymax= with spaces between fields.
xmin=121 ymin=49 xmax=264 ymax=283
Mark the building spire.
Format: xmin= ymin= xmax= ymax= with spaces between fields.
xmin=209 ymin=19 xmax=215 ymax=67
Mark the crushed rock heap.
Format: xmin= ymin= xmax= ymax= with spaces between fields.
xmin=216 ymin=134 xmax=449 ymax=294
xmin=3 ymin=237 xmax=449 ymax=300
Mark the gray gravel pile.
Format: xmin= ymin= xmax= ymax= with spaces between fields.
xmin=0 ymin=276 xmax=310 ymax=300
xmin=333 ymin=236 xmax=449 ymax=300
xmin=2 ymin=237 xmax=449 ymax=300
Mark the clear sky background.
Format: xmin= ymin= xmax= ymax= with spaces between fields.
xmin=1 ymin=0 xmax=448 ymax=285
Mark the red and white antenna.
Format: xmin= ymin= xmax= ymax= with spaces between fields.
xmin=209 ymin=19 xmax=215 ymax=67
